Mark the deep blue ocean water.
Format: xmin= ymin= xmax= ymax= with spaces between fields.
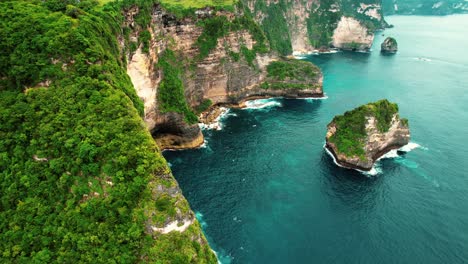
xmin=164 ymin=15 xmax=468 ymax=263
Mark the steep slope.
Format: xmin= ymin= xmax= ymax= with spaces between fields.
xmin=0 ymin=1 xmax=215 ymax=262
xmin=241 ymin=0 xmax=389 ymax=54
xmin=123 ymin=3 xmax=323 ymax=149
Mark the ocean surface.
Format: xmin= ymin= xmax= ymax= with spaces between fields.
xmin=164 ymin=15 xmax=468 ymax=263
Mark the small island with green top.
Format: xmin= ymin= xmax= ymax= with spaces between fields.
xmin=381 ymin=37 xmax=398 ymax=54
xmin=325 ymin=99 xmax=410 ymax=171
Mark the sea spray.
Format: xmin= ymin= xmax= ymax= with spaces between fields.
xmin=243 ymin=98 xmax=282 ymax=110
xmin=324 ymin=144 xmax=382 ymax=176
xmin=199 ymin=107 xmax=231 ymax=131
xmin=324 ymin=141 xmax=425 ymax=176
xmin=302 ymin=94 xmax=329 ymax=102
xmin=195 ymin=211 xmax=208 ymax=228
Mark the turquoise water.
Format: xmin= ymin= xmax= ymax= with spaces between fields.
xmin=164 ymin=15 xmax=468 ymax=263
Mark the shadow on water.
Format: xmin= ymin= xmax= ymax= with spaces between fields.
xmin=380 ymin=52 xmax=397 ymax=57
xmin=279 ymin=97 xmax=323 ymax=113
xmin=319 ymin=151 xmax=384 ymax=210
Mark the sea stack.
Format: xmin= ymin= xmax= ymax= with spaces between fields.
xmin=381 ymin=37 xmax=398 ymax=53
xmin=325 ymin=100 xmax=410 ymax=171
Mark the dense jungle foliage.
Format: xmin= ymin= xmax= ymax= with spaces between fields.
xmin=247 ymin=0 xmax=293 ymax=55
xmin=0 ymin=0 xmax=216 ymax=262
xmin=157 ymin=49 xmax=199 ymax=124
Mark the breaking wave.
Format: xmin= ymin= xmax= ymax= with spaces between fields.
xmin=199 ymin=107 xmax=230 ymax=131
xmin=324 ymin=141 xmax=426 ymax=176
xmin=243 ymin=98 xmax=282 ymax=110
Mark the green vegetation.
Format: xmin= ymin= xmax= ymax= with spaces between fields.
xmin=139 ymin=29 xmax=151 ymax=54
xmin=0 ymin=1 xmax=215 ymax=262
xmin=157 ymin=49 xmax=199 ymax=124
xmin=306 ymin=1 xmax=342 ymax=48
xmin=196 ymin=13 xmax=268 ymax=62
xmin=382 ymin=37 xmax=398 ymax=51
xmin=260 ymin=82 xmax=310 ymax=90
xmin=260 ymin=59 xmax=320 ymax=90
xmin=387 ymin=37 xmax=397 ymax=45
xmin=266 ymin=60 xmax=318 ymax=81
xmin=160 ymin=0 xmax=235 ymax=9
xmin=150 ymin=0 xmax=236 ymax=19
xmin=329 ymin=100 xmax=402 ymax=158
xmin=401 ymin=118 xmax=409 ymax=127
xmin=250 ymin=0 xmax=292 ymax=55
xmin=195 ymin=99 xmax=213 ymax=114
xmin=196 ymin=16 xmax=232 ymax=59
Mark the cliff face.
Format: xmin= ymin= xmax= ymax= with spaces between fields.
xmin=123 ymin=5 xmax=323 ymax=149
xmin=332 ymin=16 xmax=375 ymax=51
xmin=242 ymin=0 xmax=388 ymax=54
xmin=325 ymin=100 xmax=410 ymax=171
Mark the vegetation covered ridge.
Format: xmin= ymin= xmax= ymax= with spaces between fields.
xmin=328 ymin=99 xmax=407 ymax=158
xmin=261 ymin=59 xmax=321 ymax=90
xmin=0 ymin=0 xmax=216 ymax=263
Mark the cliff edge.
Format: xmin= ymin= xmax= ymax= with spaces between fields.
xmin=122 ymin=4 xmax=323 ymax=150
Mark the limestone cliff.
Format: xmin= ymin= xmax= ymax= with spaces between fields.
xmin=122 ymin=4 xmax=323 ymax=149
xmin=332 ymin=16 xmax=375 ymax=51
xmin=325 ymin=100 xmax=410 ymax=171
xmin=242 ymin=0 xmax=388 ymax=54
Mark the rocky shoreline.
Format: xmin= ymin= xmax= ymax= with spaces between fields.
xmin=325 ymin=100 xmax=410 ymax=172
xmin=159 ymin=92 xmax=326 ymax=151
xmin=325 ymin=141 xmax=406 ymax=172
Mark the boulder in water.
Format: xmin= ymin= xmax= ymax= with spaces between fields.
xmin=381 ymin=37 xmax=398 ymax=53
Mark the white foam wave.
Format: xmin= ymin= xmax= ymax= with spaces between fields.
xmin=197 ymin=140 xmax=208 ymax=149
xmin=293 ymin=49 xmax=340 ymax=58
xmin=292 ymin=51 xmax=319 ymax=59
xmin=195 ymin=211 xmax=208 ymax=228
xmin=399 ymin=142 xmax=427 ymax=152
xmin=296 ymin=94 xmax=329 ymax=101
xmin=324 ymin=141 xmax=425 ymax=176
xmin=319 ymin=49 xmax=340 ymax=54
xmin=378 ymin=149 xmax=399 ymax=160
xmin=324 ymin=145 xmax=380 ymax=175
xmin=363 ymin=165 xmax=382 ymax=176
xmin=244 ymin=98 xmax=282 ymax=110
xmin=414 ymin=57 xmax=432 ymax=62
xmin=293 ymin=55 xmax=308 ymax=59
xmin=199 ymin=107 xmax=230 ymax=131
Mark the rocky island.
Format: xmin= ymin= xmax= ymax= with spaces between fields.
xmin=381 ymin=37 xmax=398 ymax=53
xmin=325 ymin=100 xmax=410 ymax=171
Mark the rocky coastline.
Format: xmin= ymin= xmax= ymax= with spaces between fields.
xmin=325 ymin=100 xmax=410 ymax=171
xmin=159 ymin=89 xmax=325 ymax=151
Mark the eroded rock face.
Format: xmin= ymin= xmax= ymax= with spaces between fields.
xmin=243 ymin=0 xmax=388 ymax=54
xmin=325 ymin=101 xmax=410 ymax=171
xmin=381 ymin=37 xmax=398 ymax=53
xmin=332 ymin=16 xmax=375 ymax=51
xmin=123 ymin=5 xmax=323 ymax=149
